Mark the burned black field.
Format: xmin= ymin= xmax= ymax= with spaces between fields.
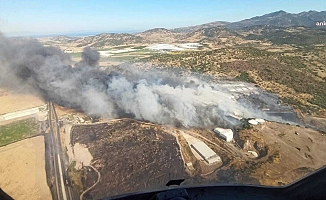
xmin=71 ymin=119 xmax=189 ymax=199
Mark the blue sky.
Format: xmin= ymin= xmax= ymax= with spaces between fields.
xmin=0 ymin=0 xmax=325 ymax=36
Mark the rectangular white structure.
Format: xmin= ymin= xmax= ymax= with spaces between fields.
xmin=1 ymin=107 xmax=40 ymax=121
xmin=214 ymin=128 xmax=233 ymax=142
xmin=191 ymin=142 xmax=221 ymax=164
xmin=146 ymin=44 xmax=184 ymax=51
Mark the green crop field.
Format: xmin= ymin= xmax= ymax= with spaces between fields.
xmin=0 ymin=118 xmax=39 ymax=146
xmin=69 ymin=52 xmax=82 ymax=58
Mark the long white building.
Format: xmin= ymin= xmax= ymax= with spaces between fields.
xmin=191 ymin=142 xmax=221 ymax=164
xmin=0 ymin=106 xmax=44 ymax=121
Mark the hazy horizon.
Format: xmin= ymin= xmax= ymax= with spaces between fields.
xmin=1 ymin=0 xmax=326 ymax=37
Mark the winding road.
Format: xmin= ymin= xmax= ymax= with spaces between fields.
xmin=79 ymin=165 xmax=101 ymax=200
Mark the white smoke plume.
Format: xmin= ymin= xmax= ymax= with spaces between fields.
xmin=0 ymin=34 xmax=297 ymax=128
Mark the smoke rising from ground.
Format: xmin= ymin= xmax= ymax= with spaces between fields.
xmin=0 ymin=34 xmax=295 ymax=128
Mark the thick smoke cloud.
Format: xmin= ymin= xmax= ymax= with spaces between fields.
xmin=0 ymin=34 xmax=294 ymax=128
xmin=80 ymin=47 xmax=100 ymax=67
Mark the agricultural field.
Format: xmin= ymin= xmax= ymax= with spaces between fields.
xmin=69 ymin=45 xmax=158 ymax=65
xmin=0 ymin=136 xmax=51 ymax=200
xmin=0 ymin=88 xmax=44 ymax=115
xmin=0 ymin=118 xmax=39 ymax=146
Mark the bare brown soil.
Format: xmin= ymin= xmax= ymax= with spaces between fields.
xmin=302 ymin=115 xmax=326 ymax=133
xmin=0 ymin=88 xmax=44 ymax=115
xmin=54 ymin=104 xmax=86 ymax=117
xmin=221 ymin=122 xmax=326 ymax=186
xmin=0 ymin=136 xmax=51 ymax=200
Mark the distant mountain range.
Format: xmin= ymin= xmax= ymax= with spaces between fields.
xmin=172 ymin=21 xmax=230 ymax=33
xmin=133 ymin=10 xmax=326 ymax=44
xmin=142 ymin=10 xmax=326 ymax=35
xmin=42 ymin=10 xmax=326 ymax=48
xmin=225 ymin=10 xmax=326 ymax=29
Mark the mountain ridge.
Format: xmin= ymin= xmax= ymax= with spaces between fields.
xmin=225 ymin=10 xmax=326 ymax=29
